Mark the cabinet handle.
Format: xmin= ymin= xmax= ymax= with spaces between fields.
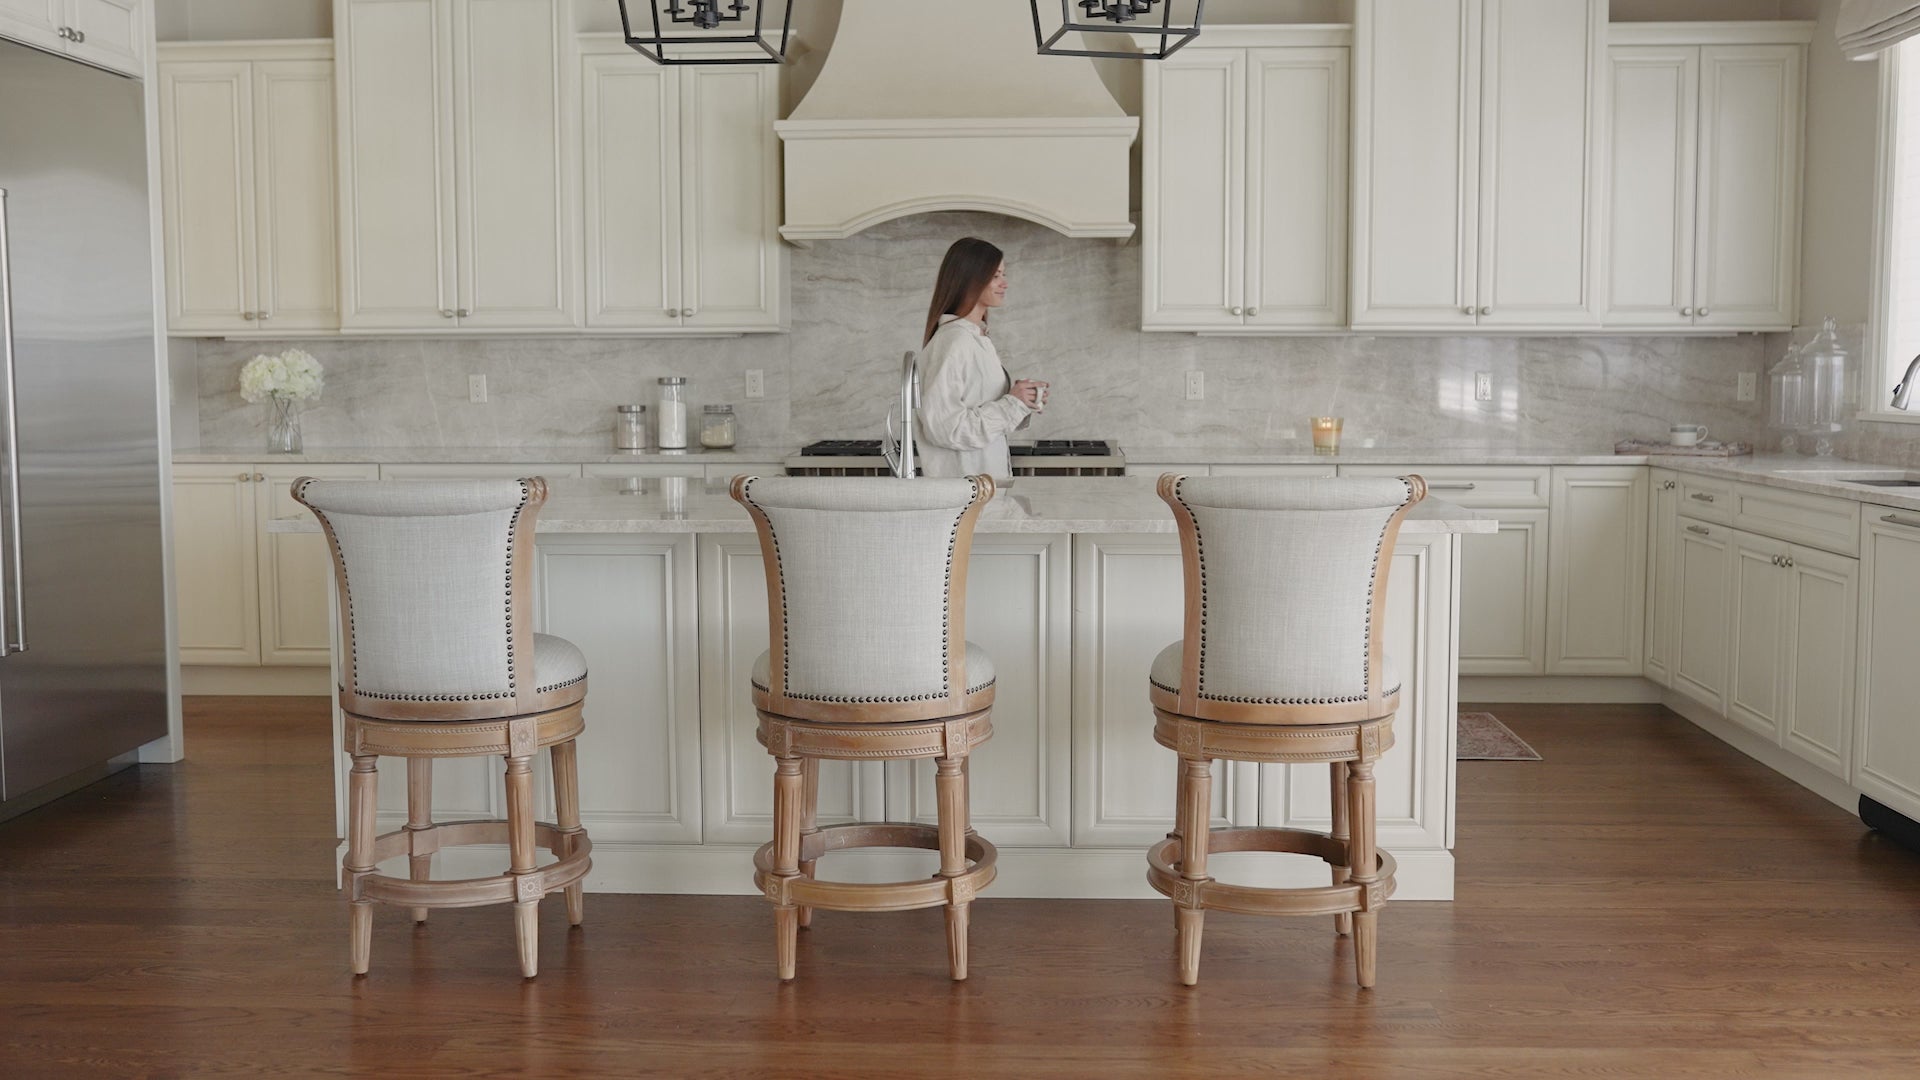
xmin=75 ymin=29 xmax=84 ymax=43
xmin=455 ymin=308 xmax=471 ymax=318
xmin=1782 ymin=555 xmax=1794 ymax=569
xmin=1663 ymin=480 xmax=1677 ymax=490
xmin=1882 ymin=513 xmax=1920 ymax=530
xmin=1246 ymin=308 xmax=1258 ymax=316
xmin=683 ymin=307 xmax=695 ymax=317
xmin=1686 ymin=524 xmax=1710 ymax=536
xmin=253 ymin=473 xmax=266 ymax=483
xmin=1429 ymin=482 xmax=1477 ymax=491
xmin=242 ymin=311 xmax=256 ymax=320
xmin=58 ymin=25 xmax=71 ymax=39
xmin=1689 ymin=492 xmax=1716 ymax=503
xmin=1479 ymin=306 xmax=1492 ymax=316
xmin=1770 ymin=554 xmax=1782 ymax=567
xmin=235 ymin=472 xmax=250 ymax=482
xmin=439 ymin=309 xmax=455 ymax=319
xmin=258 ymin=311 xmax=271 ymax=321
xmin=1462 ymin=306 xmax=1475 ymax=316
xmin=1697 ymin=308 xmax=1710 ymax=316
xmin=1681 ymin=307 xmax=1694 ymax=317
xmin=1230 ymin=307 xmax=1243 ymax=316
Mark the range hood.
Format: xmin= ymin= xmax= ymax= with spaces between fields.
xmin=775 ymin=0 xmax=1139 ymax=243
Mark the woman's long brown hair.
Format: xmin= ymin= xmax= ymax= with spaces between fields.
xmin=923 ymin=237 xmax=1004 ymax=346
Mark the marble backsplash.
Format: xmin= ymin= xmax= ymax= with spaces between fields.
xmin=188 ymin=212 xmax=1776 ymax=453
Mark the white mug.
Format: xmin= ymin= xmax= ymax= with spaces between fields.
xmin=1670 ymin=423 xmax=1709 ymax=447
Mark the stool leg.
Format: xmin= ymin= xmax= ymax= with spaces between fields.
xmin=771 ymin=755 xmax=804 ymax=981
xmin=506 ymin=753 xmax=539 ymax=979
xmin=1347 ymin=759 xmax=1380 ymax=989
xmin=1175 ymin=756 xmax=1212 ymax=987
xmin=346 ymin=753 xmax=378 ymax=976
xmin=797 ymin=757 xmax=819 ymax=930
xmin=405 ymin=758 xmax=433 ymax=925
xmin=1169 ymin=759 xmax=1190 ymax=933
xmin=936 ymin=756 xmax=970 ymax=981
xmin=1330 ymin=760 xmax=1352 ymax=938
xmin=552 ymin=739 xmax=586 ymax=928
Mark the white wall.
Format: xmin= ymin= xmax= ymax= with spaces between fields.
xmin=1795 ymin=0 xmax=1879 ymax=326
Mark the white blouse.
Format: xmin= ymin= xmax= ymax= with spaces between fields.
xmin=915 ymin=314 xmax=1035 ymax=480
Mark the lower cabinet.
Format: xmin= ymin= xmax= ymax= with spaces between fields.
xmin=1547 ymin=466 xmax=1649 ymax=674
xmin=1670 ymin=515 xmax=1733 ymax=713
xmin=1644 ymin=469 xmax=1679 ymax=686
xmin=1855 ymin=511 xmax=1920 ymax=820
xmin=1725 ymin=530 xmax=1859 ymax=780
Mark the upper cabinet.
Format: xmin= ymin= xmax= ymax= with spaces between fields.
xmin=0 ymin=0 xmax=141 ymax=76
xmin=1605 ymin=24 xmax=1808 ymax=332
xmin=580 ymin=38 xmax=785 ymax=333
xmin=159 ymin=42 xmax=338 ymax=335
xmin=1141 ymin=27 xmax=1349 ymax=333
xmin=334 ymin=0 xmax=577 ymax=333
xmin=1351 ymin=0 xmax=1605 ymax=332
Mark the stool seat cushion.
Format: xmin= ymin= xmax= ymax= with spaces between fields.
xmin=1149 ymin=641 xmax=1398 ymax=712
xmin=752 ymin=641 xmax=996 ymax=703
xmin=533 ymin=633 xmax=589 ymax=703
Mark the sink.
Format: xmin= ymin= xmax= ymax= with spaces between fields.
xmin=1846 ymin=479 xmax=1920 ymax=488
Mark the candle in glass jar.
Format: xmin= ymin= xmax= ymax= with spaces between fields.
xmin=1310 ymin=416 xmax=1343 ymax=456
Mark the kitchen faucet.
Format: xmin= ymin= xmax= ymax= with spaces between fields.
xmin=1894 ymin=354 xmax=1920 ymax=410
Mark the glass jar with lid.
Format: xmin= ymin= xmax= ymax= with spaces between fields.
xmin=613 ymin=404 xmax=648 ymax=451
xmin=656 ymin=376 xmax=688 ymax=449
xmin=700 ymin=404 xmax=737 ymax=449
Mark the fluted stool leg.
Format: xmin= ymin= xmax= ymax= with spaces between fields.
xmin=1175 ymin=756 xmax=1212 ymax=987
xmin=1347 ymin=759 xmax=1380 ymax=989
xmin=772 ymin=755 xmax=804 ymax=980
xmin=346 ymin=753 xmax=378 ymax=975
xmin=405 ymin=758 xmax=434 ymax=924
xmin=552 ymin=739 xmax=586 ymax=927
xmin=797 ymin=757 xmax=819 ymax=930
xmin=1330 ymin=760 xmax=1353 ymax=938
xmin=505 ymin=752 xmax=539 ymax=979
xmin=936 ymin=757 xmax=971 ymax=981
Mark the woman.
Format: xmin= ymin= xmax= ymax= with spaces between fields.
xmin=915 ymin=237 xmax=1047 ymax=480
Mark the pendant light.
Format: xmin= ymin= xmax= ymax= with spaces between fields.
xmin=1031 ymin=0 xmax=1205 ymax=60
xmin=618 ymin=0 xmax=795 ymax=65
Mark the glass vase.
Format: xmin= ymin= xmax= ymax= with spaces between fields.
xmin=266 ymin=397 xmax=302 ymax=454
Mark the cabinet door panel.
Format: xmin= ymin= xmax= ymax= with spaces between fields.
xmin=452 ymin=0 xmax=574 ymax=329
xmin=1141 ymin=49 xmax=1244 ymax=330
xmin=1546 ymin=468 xmax=1648 ymax=674
xmin=1476 ymin=0 xmax=1602 ymax=327
xmin=65 ymin=0 xmax=141 ymax=75
xmin=171 ymin=467 xmax=258 ymax=665
xmin=253 ymin=60 xmax=338 ymax=331
xmin=257 ymin=464 xmax=376 ymax=666
xmin=1458 ymin=508 xmax=1547 ymax=675
xmin=1351 ymin=0 xmax=1479 ymax=328
xmin=1857 ymin=518 xmax=1920 ymax=820
xmin=1694 ymin=45 xmax=1801 ymax=330
xmin=336 ymin=0 xmax=455 ymax=329
xmin=0 ymin=0 xmax=62 ymax=51
xmin=1245 ymin=47 xmax=1347 ymax=329
xmin=1782 ymin=545 xmax=1855 ymax=779
xmin=1645 ymin=473 xmax=1678 ymax=685
xmin=582 ymin=52 xmax=681 ymax=329
xmin=158 ymin=61 xmax=255 ymax=333
xmin=681 ymin=65 xmax=782 ymax=331
xmin=1672 ymin=518 xmax=1732 ymax=712
xmin=1726 ymin=531 xmax=1788 ymax=740
xmin=1605 ymin=47 xmax=1698 ymax=328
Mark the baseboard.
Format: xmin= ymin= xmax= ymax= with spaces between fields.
xmin=1660 ymin=690 xmax=1860 ymax=813
xmin=336 ymin=842 xmax=1457 ymax=901
xmin=1460 ymin=675 xmax=1662 ymax=704
xmin=181 ymin=665 xmax=329 ymax=696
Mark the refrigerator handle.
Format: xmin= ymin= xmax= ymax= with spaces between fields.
xmin=0 ymin=190 xmax=25 ymax=654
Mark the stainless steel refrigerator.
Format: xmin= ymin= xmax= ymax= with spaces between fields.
xmin=0 ymin=38 xmax=169 ymax=813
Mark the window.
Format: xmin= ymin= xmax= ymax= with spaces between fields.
xmin=1870 ymin=38 xmax=1920 ymax=418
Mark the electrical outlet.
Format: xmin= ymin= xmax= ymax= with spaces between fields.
xmin=468 ymin=374 xmax=487 ymax=404
xmin=1185 ymin=371 xmax=1204 ymax=401
xmin=1736 ymin=372 xmax=1758 ymax=402
xmin=745 ymin=369 xmax=765 ymax=399
xmin=1474 ymin=371 xmax=1493 ymax=402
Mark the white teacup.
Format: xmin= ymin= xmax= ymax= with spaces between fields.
xmin=1670 ymin=423 xmax=1709 ymax=447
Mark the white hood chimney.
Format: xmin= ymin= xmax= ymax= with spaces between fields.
xmin=774 ymin=0 xmax=1138 ymax=242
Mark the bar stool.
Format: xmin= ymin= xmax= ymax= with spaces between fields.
xmin=730 ymin=475 xmax=999 ymax=982
xmin=1146 ymin=473 xmax=1426 ymax=988
xmin=294 ymin=477 xmax=592 ymax=979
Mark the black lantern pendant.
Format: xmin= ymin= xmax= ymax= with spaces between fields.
xmin=1031 ymin=0 xmax=1204 ymax=60
xmin=618 ymin=0 xmax=795 ymax=65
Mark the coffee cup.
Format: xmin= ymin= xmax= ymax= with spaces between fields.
xmin=1669 ymin=423 xmax=1709 ymax=447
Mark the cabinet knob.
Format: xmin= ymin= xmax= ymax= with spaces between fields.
xmin=254 ymin=473 xmax=266 ymax=483
xmin=455 ymin=308 xmax=471 ymax=318
xmin=1681 ymin=307 xmax=1694 ymax=317
xmin=1479 ymin=306 xmax=1492 ymax=316
xmin=75 ymin=29 xmax=84 ymax=42
xmin=1697 ymin=308 xmax=1710 ymax=316
xmin=258 ymin=311 xmax=271 ymax=321
xmin=439 ymin=309 xmax=455 ymax=318
xmin=1686 ymin=524 xmax=1710 ymax=536
xmin=1230 ymin=306 xmax=1243 ymax=316
xmin=236 ymin=472 xmax=250 ymax=482
xmin=1665 ymin=480 xmax=1676 ymax=490
xmin=1462 ymin=306 xmax=1474 ymax=316
xmin=58 ymin=25 xmax=70 ymax=39
xmin=1246 ymin=308 xmax=1258 ymax=316
xmin=683 ymin=307 xmax=695 ymax=317
xmin=242 ymin=311 xmax=256 ymax=320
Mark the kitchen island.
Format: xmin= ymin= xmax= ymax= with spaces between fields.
xmin=292 ymin=475 xmax=1493 ymax=900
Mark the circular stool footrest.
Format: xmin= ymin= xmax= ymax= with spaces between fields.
xmin=753 ymin=822 xmax=997 ymax=913
xmin=1146 ymin=827 xmax=1396 ymax=918
xmin=354 ymin=819 xmax=593 ymax=909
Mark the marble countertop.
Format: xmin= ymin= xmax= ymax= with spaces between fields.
xmin=266 ymin=475 xmax=1493 ymax=536
xmin=1126 ymin=445 xmax=1641 ymax=466
xmin=171 ymin=445 xmax=797 ymax=465
xmin=1647 ymin=453 xmax=1920 ymax=513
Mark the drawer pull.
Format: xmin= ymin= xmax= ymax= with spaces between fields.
xmin=1663 ymin=480 xmax=1676 ymax=490
xmin=1689 ymin=492 xmax=1716 ymax=503
xmin=1881 ymin=513 xmax=1920 ymax=531
xmin=1429 ymin=482 xmax=1477 ymax=491
xmin=1770 ymin=554 xmax=1784 ymax=567
xmin=1686 ymin=524 xmax=1711 ymax=536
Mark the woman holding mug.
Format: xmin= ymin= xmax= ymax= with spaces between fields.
xmin=915 ymin=237 xmax=1047 ymax=480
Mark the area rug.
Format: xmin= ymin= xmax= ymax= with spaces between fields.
xmin=1457 ymin=712 xmax=1541 ymax=761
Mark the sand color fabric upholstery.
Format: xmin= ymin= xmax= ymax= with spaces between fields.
xmin=1153 ymin=474 xmax=1426 ymax=724
xmin=294 ymin=476 xmax=588 ymax=721
xmin=731 ymin=474 xmax=996 ymax=722
xmin=752 ymin=641 xmax=997 ymax=697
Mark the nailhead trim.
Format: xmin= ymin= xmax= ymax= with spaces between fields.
xmin=753 ymin=675 xmax=995 ymax=702
xmin=1150 ymin=676 xmax=1402 ymax=705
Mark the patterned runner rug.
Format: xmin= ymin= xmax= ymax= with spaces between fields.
xmin=1457 ymin=712 xmax=1541 ymax=761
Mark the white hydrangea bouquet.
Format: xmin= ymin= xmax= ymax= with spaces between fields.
xmin=239 ymin=348 xmax=323 ymax=453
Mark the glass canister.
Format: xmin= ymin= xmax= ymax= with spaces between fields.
xmin=1803 ymin=317 xmax=1854 ymax=432
xmin=1768 ymin=343 xmax=1808 ymax=438
xmin=700 ymin=404 xmax=737 ymax=449
xmin=656 ymin=376 xmax=688 ymax=449
xmin=613 ymin=404 xmax=648 ymax=451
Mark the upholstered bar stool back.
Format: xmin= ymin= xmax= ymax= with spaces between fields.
xmin=295 ymin=477 xmax=592 ymax=978
xmin=730 ymin=475 xmax=1000 ymax=981
xmin=1148 ymin=474 xmax=1426 ymax=988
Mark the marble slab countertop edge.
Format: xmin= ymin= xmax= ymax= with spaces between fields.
xmin=171 ymin=445 xmax=798 ymax=465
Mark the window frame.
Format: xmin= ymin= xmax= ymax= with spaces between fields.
xmin=1868 ymin=40 xmax=1920 ymax=424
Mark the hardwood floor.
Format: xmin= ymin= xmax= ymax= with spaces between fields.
xmin=3 ymin=699 xmax=1919 ymax=1078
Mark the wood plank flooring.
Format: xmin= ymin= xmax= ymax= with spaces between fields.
xmin=3 ymin=699 xmax=1919 ymax=1078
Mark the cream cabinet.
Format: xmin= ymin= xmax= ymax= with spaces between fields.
xmin=334 ymin=0 xmax=576 ymax=332
xmin=1856 ymin=510 xmax=1920 ymax=823
xmin=172 ymin=463 xmax=378 ymax=666
xmin=1351 ymin=0 xmax=1604 ymax=331
xmin=580 ymin=39 xmax=785 ymax=332
xmin=1546 ymin=466 xmax=1647 ymax=675
xmin=1141 ymin=28 xmax=1349 ymax=333
xmin=1725 ymin=530 xmax=1857 ymax=780
xmin=0 ymin=0 xmax=141 ymax=76
xmin=1605 ymin=26 xmax=1808 ymax=331
xmin=1645 ymin=470 xmax=1679 ymax=686
xmin=159 ymin=43 xmax=338 ymax=335
xmin=1669 ymin=514 xmax=1732 ymax=712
